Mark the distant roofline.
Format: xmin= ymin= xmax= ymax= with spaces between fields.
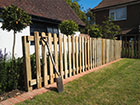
xmin=92 ymin=0 xmax=140 ymax=12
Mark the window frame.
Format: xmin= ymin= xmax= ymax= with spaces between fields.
xmin=109 ymin=6 xmax=127 ymax=21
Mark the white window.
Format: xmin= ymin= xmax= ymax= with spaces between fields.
xmin=109 ymin=7 xmax=127 ymax=21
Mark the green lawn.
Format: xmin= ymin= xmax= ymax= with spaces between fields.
xmin=18 ymin=59 xmax=140 ymax=105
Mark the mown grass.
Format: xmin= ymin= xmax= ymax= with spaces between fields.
xmin=18 ymin=59 xmax=140 ymax=105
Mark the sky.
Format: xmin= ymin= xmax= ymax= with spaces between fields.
xmin=78 ymin=0 xmax=102 ymax=11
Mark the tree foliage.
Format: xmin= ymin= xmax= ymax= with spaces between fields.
xmin=89 ymin=24 xmax=102 ymax=38
xmin=101 ymin=18 xmax=121 ymax=39
xmin=59 ymin=20 xmax=78 ymax=35
xmin=0 ymin=5 xmax=32 ymax=59
xmin=1 ymin=5 xmax=32 ymax=33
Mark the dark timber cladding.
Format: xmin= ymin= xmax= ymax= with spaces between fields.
xmin=0 ymin=0 xmax=85 ymax=26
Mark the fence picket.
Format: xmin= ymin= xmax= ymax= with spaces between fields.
xmin=79 ymin=37 xmax=82 ymax=73
xmin=68 ymin=35 xmax=72 ymax=77
xmin=82 ymin=37 xmax=85 ymax=72
xmin=34 ymin=32 xmax=42 ymax=88
xmin=54 ymin=34 xmax=58 ymax=78
xmin=88 ymin=38 xmax=90 ymax=70
xmin=64 ymin=35 xmax=68 ymax=78
xmin=92 ymin=38 xmax=95 ymax=68
xmin=59 ymin=35 xmax=63 ymax=79
xmin=84 ymin=37 xmax=87 ymax=71
xmin=76 ymin=36 xmax=79 ymax=74
xmin=22 ymin=36 xmax=32 ymax=91
xmin=72 ymin=36 xmax=75 ymax=75
xmin=48 ymin=33 xmax=54 ymax=84
xmin=41 ymin=32 xmax=48 ymax=87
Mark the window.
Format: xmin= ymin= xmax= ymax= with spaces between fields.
xmin=109 ymin=7 xmax=127 ymax=21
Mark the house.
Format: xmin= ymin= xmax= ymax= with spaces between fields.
xmin=92 ymin=0 xmax=140 ymax=41
xmin=0 ymin=0 xmax=85 ymax=58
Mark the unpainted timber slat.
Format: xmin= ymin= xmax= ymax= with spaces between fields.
xmin=48 ymin=33 xmax=54 ymax=84
xmin=22 ymin=36 xmax=32 ymax=91
xmin=34 ymin=32 xmax=42 ymax=88
xmin=72 ymin=36 xmax=75 ymax=75
xmin=59 ymin=35 xmax=63 ymax=79
xmin=68 ymin=35 xmax=72 ymax=77
xmin=64 ymin=35 xmax=68 ymax=78
xmin=76 ymin=36 xmax=79 ymax=74
xmin=41 ymin=32 xmax=48 ymax=87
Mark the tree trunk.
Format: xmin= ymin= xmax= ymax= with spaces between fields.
xmin=12 ymin=31 xmax=16 ymax=60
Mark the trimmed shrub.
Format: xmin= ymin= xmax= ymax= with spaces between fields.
xmin=59 ymin=20 xmax=78 ymax=35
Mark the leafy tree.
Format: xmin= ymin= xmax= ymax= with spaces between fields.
xmin=59 ymin=20 xmax=78 ymax=35
xmin=101 ymin=18 xmax=121 ymax=39
xmin=65 ymin=0 xmax=87 ymax=24
xmin=89 ymin=24 xmax=102 ymax=38
xmin=0 ymin=5 xmax=32 ymax=60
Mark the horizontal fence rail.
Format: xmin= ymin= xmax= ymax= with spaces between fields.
xmin=22 ymin=32 xmax=122 ymax=91
xmin=122 ymin=40 xmax=140 ymax=58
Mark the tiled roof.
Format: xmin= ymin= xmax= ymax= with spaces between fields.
xmin=94 ymin=0 xmax=139 ymax=10
xmin=0 ymin=0 xmax=85 ymax=26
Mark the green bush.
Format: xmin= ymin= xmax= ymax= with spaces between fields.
xmin=59 ymin=20 xmax=78 ymax=35
xmin=89 ymin=24 xmax=102 ymax=38
xmin=101 ymin=18 xmax=121 ymax=39
xmin=0 ymin=57 xmax=24 ymax=94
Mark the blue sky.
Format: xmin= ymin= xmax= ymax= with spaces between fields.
xmin=78 ymin=0 xmax=102 ymax=11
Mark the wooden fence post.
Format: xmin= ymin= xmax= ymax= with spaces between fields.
xmin=72 ymin=35 xmax=75 ymax=75
xmin=90 ymin=38 xmax=93 ymax=69
xmin=54 ymin=33 xmax=59 ymax=78
xmin=41 ymin=32 xmax=48 ymax=87
xmin=68 ymin=35 xmax=72 ymax=77
xmin=64 ymin=35 xmax=68 ymax=78
xmin=59 ymin=35 xmax=63 ymax=79
xmin=82 ymin=37 xmax=85 ymax=72
xmin=85 ymin=37 xmax=87 ymax=70
xmin=22 ymin=36 xmax=32 ymax=91
xmin=76 ymin=36 xmax=79 ymax=74
xmin=94 ymin=38 xmax=97 ymax=67
xmin=79 ymin=37 xmax=82 ymax=73
xmin=88 ymin=37 xmax=90 ymax=70
xmin=48 ymin=33 xmax=54 ymax=84
xmin=92 ymin=39 xmax=94 ymax=68
xmin=34 ymin=32 xmax=42 ymax=88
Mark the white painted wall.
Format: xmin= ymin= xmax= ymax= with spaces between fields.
xmin=0 ymin=23 xmax=30 ymax=58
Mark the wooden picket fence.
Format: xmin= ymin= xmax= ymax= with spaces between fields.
xmin=122 ymin=40 xmax=140 ymax=58
xmin=22 ymin=32 xmax=122 ymax=91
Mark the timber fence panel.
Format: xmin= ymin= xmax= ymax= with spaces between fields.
xmin=22 ymin=32 xmax=122 ymax=92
